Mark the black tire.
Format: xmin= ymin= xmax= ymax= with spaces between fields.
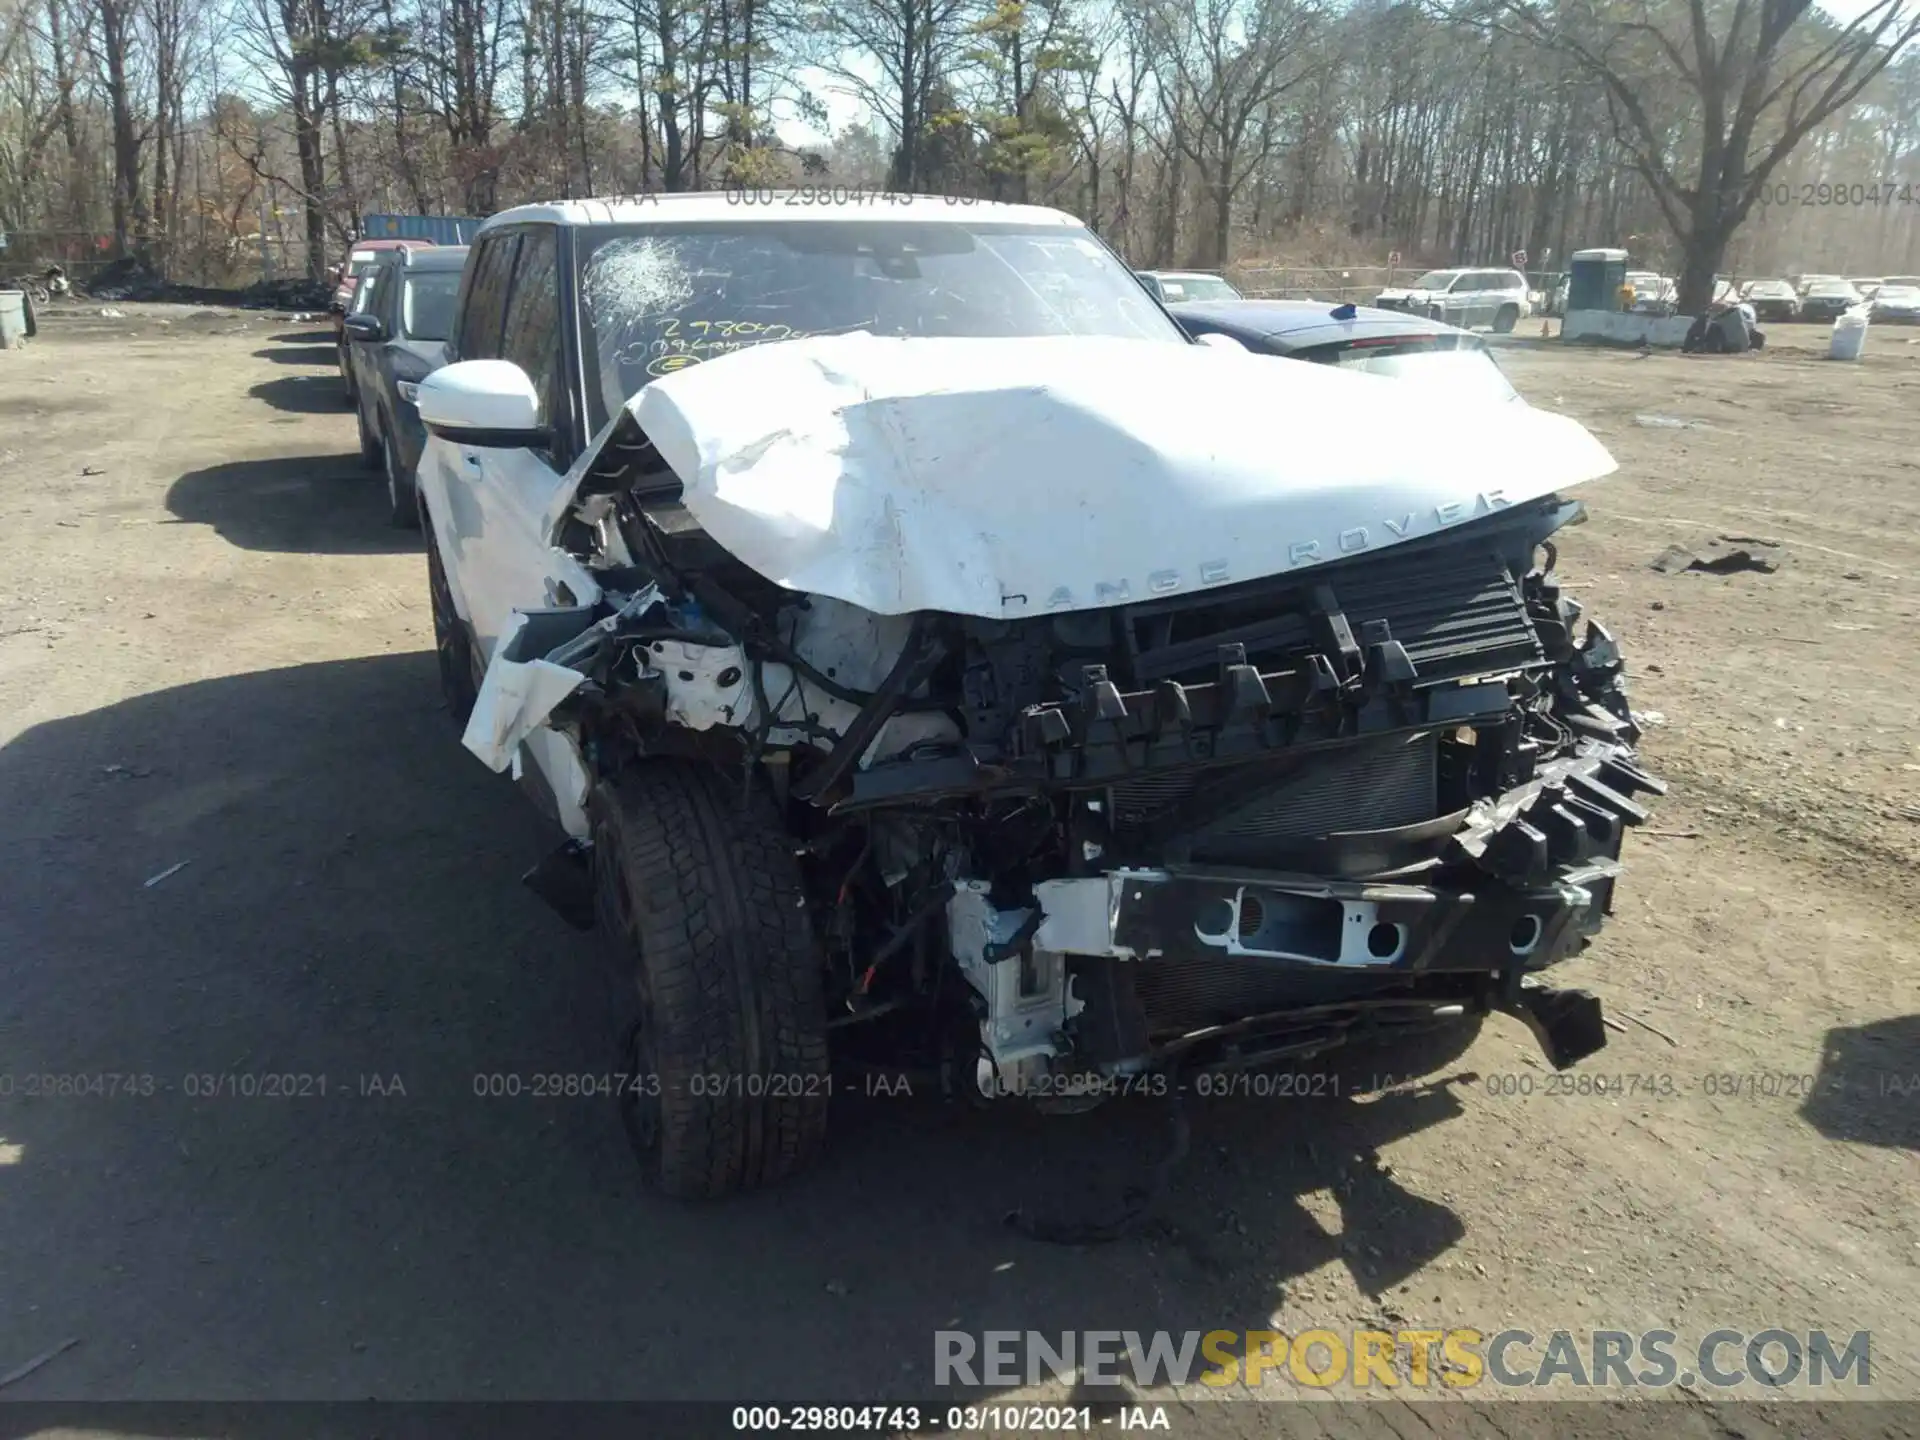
xmin=1493 ymin=304 xmax=1519 ymax=334
xmin=590 ymin=764 xmax=830 ymax=1198
xmin=340 ymin=344 xmax=357 ymax=407
xmin=424 ymin=515 xmax=477 ymax=725
xmin=356 ymin=401 xmax=381 ymax=469
xmin=382 ymin=423 xmax=417 ymax=529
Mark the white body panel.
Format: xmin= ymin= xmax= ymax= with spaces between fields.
xmin=417 ymin=436 xmax=601 ymax=655
xmin=631 ymin=332 xmax=1616 ymax=620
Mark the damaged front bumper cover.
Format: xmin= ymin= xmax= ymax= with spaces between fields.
xmin=961 ymin=735 xmax=1662 ymax=1077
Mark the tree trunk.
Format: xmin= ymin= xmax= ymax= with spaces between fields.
xmin=1676 ymin=223 xmax=1731 ymax=316
xmin=98 ymin=0 xmax=149 ymax=259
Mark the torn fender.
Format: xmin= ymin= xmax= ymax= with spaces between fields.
xmin=462 ymin=609 xmax=590 ymax=773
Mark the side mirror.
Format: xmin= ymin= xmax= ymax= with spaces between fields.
xmin=1194 ymin=331 xmax=1248 ymax=353
xmin=417 ymin=360 xmax=547 ymax=448
xmin=343 ymin=313 xmax=385 ymax=343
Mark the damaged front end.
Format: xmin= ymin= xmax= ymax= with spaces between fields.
xmin=475 ymin=449 xmax=1660 ymax=1105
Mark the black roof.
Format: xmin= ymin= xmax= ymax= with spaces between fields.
xmin=1167 ymin=298 xmax=1478 ymax=352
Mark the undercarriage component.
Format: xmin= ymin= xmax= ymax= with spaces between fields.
xmin=947 ymin=881 xmax=1085 ymax=1097
xmin=1497 ymin=982 xmax=1609 ymax=1070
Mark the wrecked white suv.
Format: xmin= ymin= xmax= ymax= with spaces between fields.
xmin=414 ymin=195 xmax=1663 ymax=1199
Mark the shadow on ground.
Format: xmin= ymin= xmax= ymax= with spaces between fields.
xmin=252 ymin=345 xmax=339 ymax=367
xmin=265 ymin=330 xmax=338 ymax=345
xmin=0 ymin=653 xmax=1477 ymax=1401
xmin=165 ymin=454 xmax=415 ymax=556
xmin=1802 ymin=1016 xmax=1920 ymax=1150
xmin=248 ymin=376 xmax=349 ymax=415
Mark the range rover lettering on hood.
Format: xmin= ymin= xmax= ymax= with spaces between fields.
xmin=1035 ymin=489 xmax=1517 ymax=610
xmin=622 ymin=332 xmax=1617 ymax=619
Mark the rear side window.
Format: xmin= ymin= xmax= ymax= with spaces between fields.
xmin=500 ymin=227 xmax=562 ymax=426
xmin=403 ymin=271 xmax=462 ymax=342
xmin=458 ymin=235 xmax=518 ymax=360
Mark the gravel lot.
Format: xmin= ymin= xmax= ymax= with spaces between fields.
xmin=1 ymin=304 xmax=1917 ymax=1432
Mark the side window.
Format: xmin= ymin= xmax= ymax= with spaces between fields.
xmin=499 ymin=227 xmax=562 ymax=431
xmin=457 ymin=236 xmax=518 ymax=360
xmin=351 ymin=268 xmax=380 ymax=315
xmin=380 ymin=264 xmax=403 ymax=328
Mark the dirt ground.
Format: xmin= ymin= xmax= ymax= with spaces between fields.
xmin=1 ymin=302 xmax=1917 ymax=1432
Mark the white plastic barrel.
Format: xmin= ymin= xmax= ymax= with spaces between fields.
xmin=1829 ymin=306 xmax=1869 ymax=361
xmin=0 ymin=290 xmax=27 ymax=350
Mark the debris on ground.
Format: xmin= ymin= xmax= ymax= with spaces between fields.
xmin=1651 ymin=545 xmax=1697 ymax=574
xmin=0 ymin=1338 xmax=80 ymax=1390
xmin=1632 ymin=710 xmax=1668 ymax=728
xmin=86 ymin=255 xmax=169 ymax=301
xmin=143 ymin=859 xmax=191 ymax=888
xmin=97 ymin=307 xmax=126 ymax=318
xmin=1719 ymin=534 xmax=1781 ymax=548
xmin=238 ymin=276 xmax=331 ymax=311
xmin=82 ymin=257 xmax=332 ymax=311
xmin=1633 ymin=414 xmax=1711 ymax=430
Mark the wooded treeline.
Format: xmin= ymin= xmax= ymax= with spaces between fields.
xmin=2 ymin=0 xmax=1917 ymax=291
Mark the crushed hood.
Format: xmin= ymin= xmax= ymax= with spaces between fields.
xmin=625 ymin=333 xmax=1616 ymax=620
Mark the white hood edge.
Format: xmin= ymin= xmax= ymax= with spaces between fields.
xmin=606 ymin=333 xmax=1615 ymax=621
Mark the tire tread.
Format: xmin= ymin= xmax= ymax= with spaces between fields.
xmin=595 ymin=764 xmax=829 ymax=1197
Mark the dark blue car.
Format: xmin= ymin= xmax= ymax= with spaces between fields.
xmin=1167 ymin=298 xmax=1524 ymax=405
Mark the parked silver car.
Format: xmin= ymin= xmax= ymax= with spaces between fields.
xmin=1870 ymin=283 xmax=1920 ymax=323
xmin=1134 ymin=270 xmax=1243 ymax=303
xmin=1373 ymin=267 xmax=1532 ymax=332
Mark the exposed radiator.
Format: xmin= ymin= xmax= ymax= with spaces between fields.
xmin=1108 ymin=734 xmax=1438 ymax=862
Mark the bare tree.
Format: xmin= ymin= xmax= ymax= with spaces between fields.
xmin=1151 ymin=0 xmax=1320 ymax=266
xmin=803 ymin=0 xmax=979 ymax=187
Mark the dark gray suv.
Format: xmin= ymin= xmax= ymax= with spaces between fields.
xmin=343 ymin=244 xmax=468 ymax=527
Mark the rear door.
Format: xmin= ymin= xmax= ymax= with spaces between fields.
xmin=1461 ymin=272 xmax=1496 ymax=327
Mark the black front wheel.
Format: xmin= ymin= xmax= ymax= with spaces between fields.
xmin=355 ymin=402 xmax=381 ymax=469
xmin=590 ymin=764 xmax=831 ymax=1199
xmin=383 ymin=426 xmax=417 ymax=529
xmin=424 ymin=514 xmax=477 ymax=725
